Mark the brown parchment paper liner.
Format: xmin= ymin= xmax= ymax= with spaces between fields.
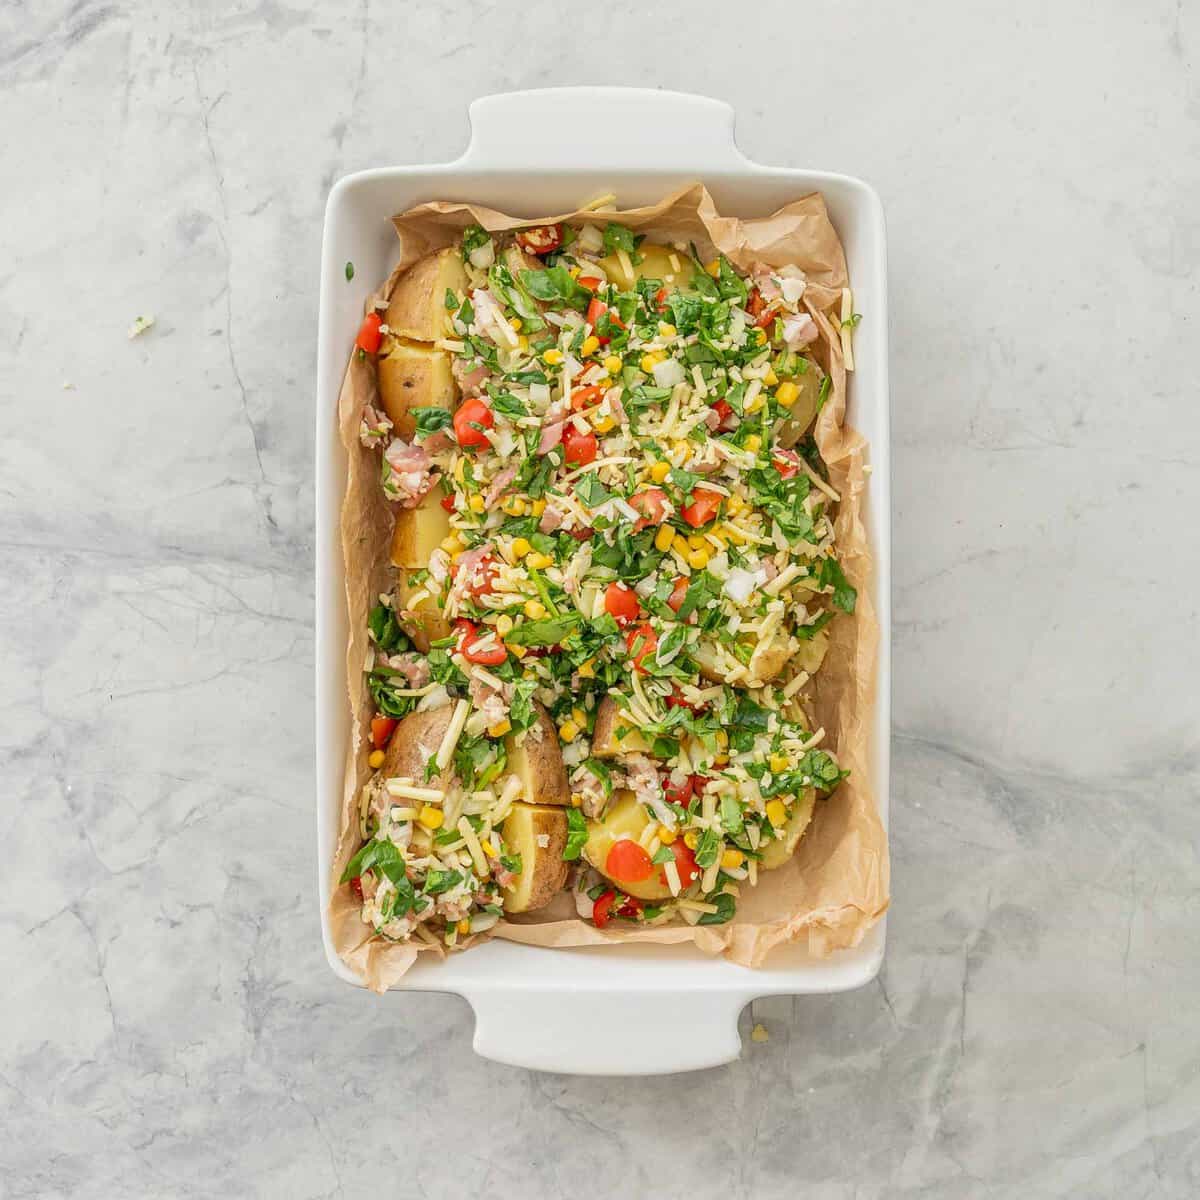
xmin=330 ymin=184 xmax=888 ymax=992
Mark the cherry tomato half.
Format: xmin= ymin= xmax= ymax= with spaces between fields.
xmin=439 ymin=494 xmax=457 ymax=513
xmin=665 ymin=689 xmax=701 ymax=713
xmin=563 ymin=425 xmax=598 ymax=466
xmin=592 ymin=890 xmax=616 ymax=928
xmin=570 ymin=384 xmax=605 ymax=413
xmin=711 ymin=398 xmax=736 ymax=432
xmin=349 ymin=876 xmax=365 ymax=901
xmin=616 ymin=895 xmax=643 ymax=919
xmin=578 ymin=276 xmax=602 ymax=292
xmin=654 ymin=286 xmax=669 ymax=311
xmin=585 ymin=298 xmax=625 ymax=344
xmin=666 ymin=576 xmax=689 ymax=613
xmin=629 ymin=487 xmax=670 ymax=531
xmin=370 ymin=715 xmax=397 ymax=750
xmin=604 ymin=581 xmax=641 ymax=625
xmin=355 ymin=311 xmax=383 ymax=354
xmin=454 ymin=619 xmax=507 ymax=666
xmin=515 ymin=224 xmax=563 ymax=256
xmin=663 ymin=773 xmax=695 ymax=807
xmin=667 ymin=841 xmax=701 ymax=889
xmin=606 ymin=839 xmax=654 ymax=883
xmin=453 ymin=396 xmax=495 ymax=450
xmin=624 ymin=622 xmax=657 ymax=672
xmin=455 ymin=551 xmax=498 ymax=598
xmin=680 ymin=488 xmax=723 ymax=528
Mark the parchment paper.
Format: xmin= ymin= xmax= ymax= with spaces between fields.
xmin=329 ymin=184 xmax=888 ymax=992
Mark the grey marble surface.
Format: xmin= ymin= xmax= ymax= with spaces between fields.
xmin=2 ymin=0 xmax=1198 ymax=1196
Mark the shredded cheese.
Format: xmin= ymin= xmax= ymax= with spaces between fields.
xmin=384 ymin=781 xmax=446 ymax=803
xmin=435 ymin=699 xmax=470 ymax=771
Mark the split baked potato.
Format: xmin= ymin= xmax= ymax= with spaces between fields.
xmin=384 ymin=247 xmax=467 ymax=343
xmin=504 ymin=702 xmax=570 ymax=805
xmin=581 ymin=789 xmax=673 ymax=901
xmin=376 ymin=339 xmax=458 ymax=439
xmin=591 ymin=695 xmax=654 ymax=758
xmin=759 ymin=789 xmax=817 ymax=869
xmin=377 ymin=704 xmax=457 ymax=790
xmin=597 ymin=241 xmax=695 ymax=292
xmin=500 ymin=801 xmax=568 ymax=913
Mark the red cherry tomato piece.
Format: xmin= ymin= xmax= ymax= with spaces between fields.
xmin=773 ymin=449 xmax=801 ymax=480
xmin=616 ymin=896 xmax=643 ymax=919
xmin=606 ymin=839 xmax=654 ymax=883
xmin=665 ymin=689 xmax=701 ymax=713
xmin=349 ymin=876 xmax=365 ymax=901
xmin=604 ymin=581 xmax=641 ymax=625
xmin=439 ymin=494 xmax=456 ymax=512
xmin=629 ymin=487 xmax=670 ymax=531
xmin=654 ymin=286 xmax=669 ymax=311
xmin=624 ymin=622 xmax=657 ymax=672
xmin=680 ymin=488 xmax=723 ymax=528
xmin=454 ymin=619 xmax=507 ymax=666
xmin=570 ymin=384 xmax=605 ymax=412
xmin=585 ymin=298 xmax=625 ymax=344
xmin=592 ymin=890 xmax=616 ymax=928
xmin=567 ymin=526 xmax=594 ymax=540
xmin=746 ymin=289 xmax=766 ymax=321
xmin=515 ymin=224 xmax=563 ymax=256
xmin=668 ymin=841 xmax=701 ymax=889
xmin=578 ymin=276 xmax=602 ymax=292
xmin=711 ymin=399 xmax=736 ymax=432
xmin=563 ymin=426 xmax=598 ymax=466
xmin=666 ymin=576 xmax=689 ymax=613
xmin=453 ymin=396 xmax=495 ymax=450
xmin=662 ymin=773 xmax=695 ymax=807
xmin=370 ymin=715 xmax=397 ymax=750
xmin=355 ymin=311 xmax=383 ymax=354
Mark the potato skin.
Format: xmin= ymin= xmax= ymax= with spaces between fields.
xmin=384 ymin=248 xmax=467 ymax=343
xmin=376 ymin=338 xmax=457 ymax=439
xmin=500 ymin=802 xmax=568 ymax=913
xmin=590 ymin=695 xmax=653 ymax=758
xmin=379 ymin=705 xmax=456 ymax=790
xmin=582 ymin=790 xmax=673 ymax=901
xmin=390 ymin=487 xmax=451 ymax=570
xmin=775 ymin=359 xmax=824 ymax=450
xmin=504 ymin=703 xmax=570 ymax=806
xmin=759 ymin=790 xmax=817 ymax=869
xmin=393 ymin=571 xmax=451 ymax=653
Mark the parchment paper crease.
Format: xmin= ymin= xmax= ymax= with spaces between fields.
xmin=328 ymin=184 xmax=888 ymax=992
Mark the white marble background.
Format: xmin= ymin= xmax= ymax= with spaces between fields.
xmin=1 ymin=0 xmax=1197 ymax=1196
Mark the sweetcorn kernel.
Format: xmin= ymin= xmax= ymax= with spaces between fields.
xmin=658 ymin=322 xmax=677 ymax=337
xmin=510 ymin=537 xmax=532 ymax=560
xmin=572 ymin=707 xmax=587 ymax=725
xmin=468 ymin=494 xmax=486 ymax=513
xmin=687 ymin=547 xmax=710 ymax=570
xmin=571 ymin=792 xmax=584 ymax=807
xmin=525 ymin=552 xmax=554 ymax=570
xmin=744 ymin=434 xmax=762 ymax=453
xmin=481 ymin=838 xmax=498 ymax=858
xmin=684 ymin=831 xmax=700 ymax=849
xmin=457 ymin=918 xmax=471 ymax=934
xmin=367 ymin=749 xmax=385 ymax=769
xmin=721 ymin=848 xmax=745 ymax=870
xmin=726 ymin=494 xmax=746 ymax=515
xmin=649 ymin=460 xmax=671 ymax=483
xmin=765 ymin=800 xmax=787 ymax=828
xmin=509 ymin=644 xmax=527 ymax=659
xmin=763 ymin=366 xmax=779 ymax=386
xmin=502 ymin=495 xmax=528 ymax=516
xmin=705 ymin=259 xmax=720 ymax=277
xmin=517 ymin=335 xmax=530 ymax=352
xmin=713 ymin=753 xmax=730 ymax=766
xmin=744 ymin=394 xmax=766 ymax=415
xmin=775 ymin=381 xmax=800 ymax=407
xmin=487 ymin=719 xmax=512 ymax=737
xmin=568 ymin=266 xmax=581 ymax=278
xmin=654 ymin=525 xmax=676 ymax=553
xmin=769 ymin=753 xmax=790 ymax=773
xmin=558 ymin=720 xmax=580 ymax=742
xmin=687 ymin=534 xmax=707 ymax=550
xmin=495 ymin=614 xmax=514 ymax=636
xmin=440 ymin=533 xmax=464 ymax=554
xmin=640 ymin=352 xmax=663 ymax=373
xmin=577 ymin=658 xmax=595 ymax=678
xmin=581 ymin=335 xmax=600 ymax=356
xmin=543 ymin=348 xmax=564 ymax=365
xmin=418 ymin=805 xmax=444 ymax=830
xmin=509 ymin=316 xmax=523 ymax=331
xmin=603 ymin=355 xmax=623 ymax=374
xmin=531 ymin=498 xmax=547 ymax=517
xmin=590 ymin=414 xmax=615 ymax=434
xmin=524 ymin=599 xmax=547 ymax=619
xmin=658 ymin=826 xmax=677 ymax=845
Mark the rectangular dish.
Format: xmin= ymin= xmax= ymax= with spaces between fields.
xmin=316 ymin=87 xmax=890 ymax=1075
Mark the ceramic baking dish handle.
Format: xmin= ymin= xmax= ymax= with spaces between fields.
xmin=466 ymin=988 xmax=748 ymax=1075
xmin=461 ymin=87 xmax=753 ymax=172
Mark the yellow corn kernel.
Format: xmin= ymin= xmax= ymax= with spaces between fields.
xmin=705 ymin=259 xmax=720 ymax=277
xmin=775 ymin=381 xmax=799 ymax=407
xmin=687 ymin=534 xmax=706 ymax=550
xmin=418 ymin=805 xmax=444 ymax=830
xmin=684 ymin=831 xmax=700 ymax=849
xmin=591 ymin=414 xmax=615 ymax=434
xmin=571 ymin=792 xmax=584 ymax=808
xmin=568 ymin=266 xmax=581 ymax=279
xmin=744 ymin=394 xmax=766 ymax=415
xmin=763 ymin=366 xmax=779 ymax=386
xmin=649 ymin=460 xmax=671 ymax=483
xmin=509 ymin=316 xmax=523 ymax=331
xmin=672 ymin=532 xmax=691 ymax=555
xmin=558 ymin=720 xmax=580 ymax=743
xmin=754 ymin=328 xmax=767 ymax=345
xmin=640 ymin=352 xmax=662 ymax=373
xmin=502 ymin=495 xmax=527 ymax=516
xmin=543 ymin=348 xmax=564 ymax=365
xmin=510 ymin=537 xmax=532 ymax=560
xmin=765 ymin=799 xmax=787 ymax=828
xmin=577 ymin=658 xmax=595 ymax=678
xmin=481 ymin=838 xmax=498 ymax=858
xmin=687 ymin=547 xmax=710 ymax=570
xmin=495 ymin=614 xmax=514 ymax=636
xmin=706 ymin=529 xmax=728 ymax=549
xmin=658 ymin=826 xmax=677 ymax=845
xmin=517 ymin=335 xmax=530 ymax=352
xmin=571 ymin=707 xmax=587 ymax=726
xmin=721 ymin=848 xmax=745 ymax=870
xmin=487 ymin=719 xmax=512 ymax=738
xmin=524 ymin=599 xmax=547 ymax=620
xmin=531 ymin=498 xmax=547 ymax=517
xmin=604 ymin=355 xmax=623 ymax=374
xmin=715 ymin=729 xmax=729 ymax=749
xmin=509 ymin=644 xmax=527 ymax=659
xmin=457 ymin=918 xmax=471 ymax=934
xmin=468 ymin=494 xmax=486 ymax=513
xmin=525 ymin=552 xmax=554 ymax=570
xmin=726 ymin=494 xmax=746 ymax=515
xmin=581 ymin=335 xmax=600 ymax=356
xmin=367 ymin=749 xmax=385 ymax=769
xmin=670 ymin=438 xmax=690 ymax=457
xmin=440 ymin=532 xmax=463 ymax=554
xmin=744 ymin=434 xmax=762 ymax=453
xmin=654 ymin=524 xmax=676 ymax=553
xmin=769 ymin=753 xmax=790 ymax=774
xmin=658 ymin=322 xmax=677 ymax=338
xmin=713 ymin=753 xmax=729 ymax=766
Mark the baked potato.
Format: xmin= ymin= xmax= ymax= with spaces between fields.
xmin=500 ymin=802 xmax=568 ymax=913
xmin=695 ymin=633 xmax=794 ymax=686
xmin=393 ymin=571 xmax=451 ymax=653
xmin=759 ymin=789 xmax=816 ymax=869
xmin=792 ymin=628 xmax=830 ymax=676
xmin=378 ymin=704 xmax=457 ymax=790
xmin=582 ymin=789 xmax=673 ymax=901
xmin=376 ymin=338 xmax=458 ymax=439
xmin=597 ymin=241 xmax=695 ymax=292
xmin=384 ymin=248 xmax=467 ymax=343
xmin=775 ymin=358 xmax=824 ymax=449
xmin=591 ymin=695 xmax=654 ymax=758
xmin=390 ymin=487 xmax=451 ymax=570
xmin=504 ymin=702 xmax=569 ymax=806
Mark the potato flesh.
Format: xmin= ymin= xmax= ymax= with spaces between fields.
xmin=759 ymin=790 xmax=816 ymax=869
xmin=376 ymin=338 xmax=457 ymax=439
xmin=501 ymin=802 xmax=568 ymax=913
xmin=775 ymin=361 xmax=824 ymax=449
xmin=596 ymin=242 xmax=695 ymax=292
xmin=504 ymin=704 xmax=570 ymax=806
xmin=390 ymin=487 xmax=451 ymax=570
xmin=582 ymin=790 xmax=673 ymax=901
xmin=590 ymin=695 xmax=653 ymax=757
xmin=384 ymin=248 xmax=467 ymax=343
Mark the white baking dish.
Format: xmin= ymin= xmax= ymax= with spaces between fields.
xmin=315 ymin=88 xmax=890 ymax=1075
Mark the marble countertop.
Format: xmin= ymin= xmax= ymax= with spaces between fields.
xmin=3 ymin=1 xmax=1197 ymax=1196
